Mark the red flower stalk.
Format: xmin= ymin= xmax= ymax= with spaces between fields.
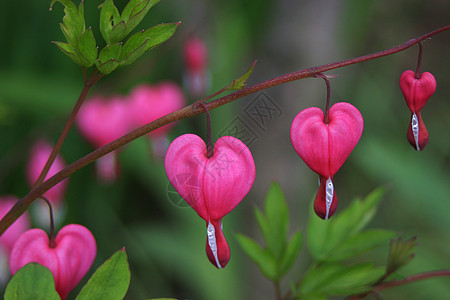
xmin=399 ymin=70 xmax=436 ymax=151
xmin=165 ymin=134 xmax=255 ymax=268
xmin=291 ymin=102 xmax=363 ymax=219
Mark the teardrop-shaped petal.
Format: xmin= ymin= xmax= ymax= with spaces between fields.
xmin=10 ymin=224 xmax=96 ymax=300
xmin=165 ymin=134 xmax=255 ymax=221
xmin=400 ymin=70 xmax=436 ymax=113
xmin=291 ymin=102 xmax=363 ymax=177
xmin=314 ymin=176 xmax=338 ymax=220
xmin=407 ymin=111 xmax=429 ymax=151
xmin=205 ymin=219 xmax=230 ymax=269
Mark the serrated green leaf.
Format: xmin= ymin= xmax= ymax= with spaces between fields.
xmin=326 ymin=229 xmax=397 ymax=262
xmin=235 ymin=233 xmax=278 ymax=281
xmin=307 ymin=186 xmax=386 ymax=261
xmin=52 ymin=41 xmax=91 ymax=67
xmin=119 ymin=22 xmax=179 ymax=66
xmin=50 ymin=0 xmax=85 ymax=45
xmin=279 ymin=230 xmax=303 ymax=276
xmin=227 ymin=60 xmax=256 ymax=90
xmin=5 ymin=263 xmax=60 ymax=300
xmin=99 ymin=0 xmax=121 ymax=44
xmin=77 ymin=28 xmax=97 ymax=67
xmin=96 ymin=43 xmax=122 ymax=74
xmin=263 ymin=181 xmax=289 ymax=259
xmin=122 ymin=0 xmax=160 ymax=37
xmin=76 ymin=249 xmax=130 ymax=300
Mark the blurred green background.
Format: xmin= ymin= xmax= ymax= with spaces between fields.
xmin=0 ymin=0 xmax=449 ymax=299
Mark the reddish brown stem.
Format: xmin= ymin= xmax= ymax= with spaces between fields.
xmin=415 ymin=42 xmax=423 ymax=79
xmin=199 ymin=102 xmax=213 ymax=158
xmin=33 ymin=69 xmax=102 ymax=187
xmin=0 ymin=25 xmax=448 ymax=236
xmin=316 ymin=73 xmax=331 ymax=124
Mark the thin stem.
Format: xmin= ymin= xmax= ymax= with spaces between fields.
xmin=199 ymin=102 xmax=213 ymax=158
xmin=415 ymin=42 xmax=423 ymax=79
xmin=33 ymin=70 xmax=103 ymax=187
xmin=0 ymin=25 xmax=448 ymax=236
xmin=274 ymin=281 xmax=282 ymax=300
xmin=346 ymin=270 xmax=450 ymax=300
xmin=316 ymin=73 xmax=331 ymax=124
xmin=40 ymin=197 xmax=56 ymax=248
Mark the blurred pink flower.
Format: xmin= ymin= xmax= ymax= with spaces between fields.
xmin=77 ymin=95 xmax=131 ymax=182
xmin=27 ymin=140 xmax=67 ymax=205
xmin=10 ymin=224 xmax=96 ymax=300
xmin=183 ymin=37 xmax=210 ymax=97
xmin=0 ymin=196 xmax=30 ymax=255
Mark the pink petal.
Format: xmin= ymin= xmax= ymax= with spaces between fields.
xmin=10 ymin=224 xmax=96 ymax=300
xmin=400 ymin=70 xmax=437 ymax=113
xmin=205 ymin=219 xmax=230 ymax=269
xmin=27 ymin=140 xmax=67 ymax=205
xmin=184 ymin=37 xmax=208 ymax=72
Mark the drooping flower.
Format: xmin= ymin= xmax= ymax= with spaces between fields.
xmin=0 ymin=196 xmax=31 ymax=256
xmin=129 ymin=81 xmax=185 ymax=156
xmin=10 ymin=224 xmax=96 ymax=300
xmin=291 ymin=102 xmax=363 ymax=219
xmin=165 ymin=134 xmax=255 ymax=268
xmin=76 ymin=95 xmax=131 ymax=182
xmin=399 ymin=70 xmax=436 ymax=151
xmin=183 ymin=37 xmax=210 ymax=97
xmin=27 ymin=140 xmax=67 ymax=206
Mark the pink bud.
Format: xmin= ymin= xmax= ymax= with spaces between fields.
xmin=399 ymin=70 xmax=436 ymax=151
xmin=165 ymin=134 xmax=255 ymax=268
xmin=291 ymin=102 xmax=363 ymax=219
xmin=27 ymin=140 xmax=67 ymax=205
xmin=10 ymin=224 xmax=96 ymax=300
xmin=129 ymin=82 xmax=185 ymax=137
xmin=0 ymin=196 xmax=30 ymax=255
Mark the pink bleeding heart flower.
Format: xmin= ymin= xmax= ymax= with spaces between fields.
xmin=291 ymin=102 xmax=363 ymax=219
xmin=399 ymin=70 xmax=436 ymax=151
xmin=10 ymin=224 xmax=96 ymax=300
xmin=0 ymin=196 xmax=30 ymax=256
xmin=165 ymin=134 xmax=255 ymax=268
xmin=77 ymin=95 xmax=131 ymax=182
xmin=183 ymin=37 xmax=209 ymax=97
xmin=129 ymin=82 xmax=185 ymax=156
xmin=27 ymin=140 xmax=67 ymax=206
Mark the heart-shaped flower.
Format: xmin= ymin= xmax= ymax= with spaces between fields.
xmin=77 ymin=95 xmax=131 ymax=182
xmin=183 ymin=37 xmax=209 ymax=97
xmin=27 ymin=140 xmax=68 ymax=206
xmin=165 ymin=134 xmax=255 ymax=268
xmin=291 ymin=102 xmax=363 ymax=219
xmin=10 ymin=224 xmax=96 ymax=300
xmin=399 ymin=70 xmax=436 ymax=151
xmin=0 ymin=196 xmax=30 ymax=255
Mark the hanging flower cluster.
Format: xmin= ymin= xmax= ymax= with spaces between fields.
xmin=77 ymin=81 xmax=185 ymax=182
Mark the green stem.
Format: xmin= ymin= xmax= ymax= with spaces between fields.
xmin=0 ymin=25 xmax=448 ymax=236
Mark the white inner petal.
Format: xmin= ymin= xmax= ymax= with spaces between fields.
xmin=411 ymin=112 xmax=420 ymax=151
xmin=207 ymin=221 xmax=222 ymax=269
xmin=325 ymin=176 xmax=334 ymax=220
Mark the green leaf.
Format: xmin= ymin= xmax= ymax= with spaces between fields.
xmin=99 ymin=0 xmax=121 ymax=44
xmin=50 ymin=0 xmax=85 ymax=45
xmin=307 ymin=186 xmax=386 ymax=261
xmin=263 ymin=181 xmax=289 ymax=259
xmin=119 ymin=22 xmax=180 ymax=66
xmin=279 ymin=230 xmax=303 ymax=276
xmin=77 ymin=28 xmax=97 ymax=67
xmin=300 ymin=262 xmax=384 ymax=297
xmin=227 ymin=60 xmax=256 ymax=90
xmin=52 ymin=41 xmax=91 ymax=67
xmin=386 ymin=236 xmax=417 ymax=275
xmin=5 ymin=263 xmax=60 ymax=300
xmin=121 ymin=0 xmax=160 ymax=37
xmin=326 ymin=229 xmax=397 ymax=262
xmin=96 ymin=43 xmax=122 ymax=74
xmin=235 ymin=233 xmax=278 ymax=281
xmin=109 ymin=20 xmax=128 ymax=45
xmin=76 ymin=249 xmax=130 ymax=300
